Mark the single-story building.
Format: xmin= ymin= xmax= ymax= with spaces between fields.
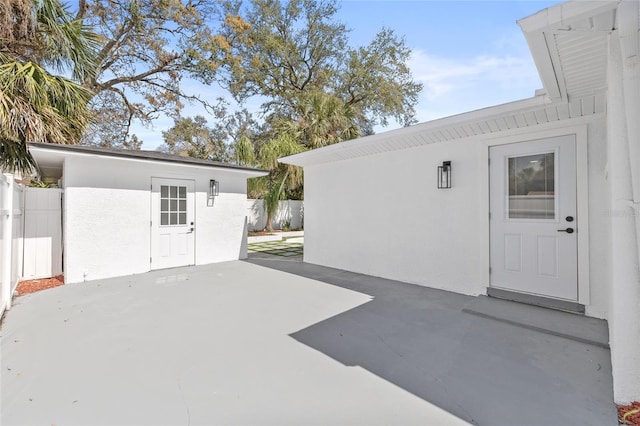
xmin=28 ymin=143 xmax=267 ymax=284
xmin=281 ymin=0 xmax=640 ymax=403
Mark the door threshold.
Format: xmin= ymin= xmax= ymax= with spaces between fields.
xmin=487 ymin=287 xmax=585 ymax=314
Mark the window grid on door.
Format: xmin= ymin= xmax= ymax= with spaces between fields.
xmin=160 ymin=185 xmax=187 ymax=226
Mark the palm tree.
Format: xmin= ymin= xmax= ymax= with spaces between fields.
xmin=280 ymin=92 xmax=360 ymax=149
xmin=257 ymin=134 xmax=305 ymax=231
xmin=237 ymin=92 xmax=360 ymax=231
xmin=0 ymin=0 xmax=97 ymax=174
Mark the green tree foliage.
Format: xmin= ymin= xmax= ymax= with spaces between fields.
xmin=214 ymin=0 xmax=423 ymax=131
xmin=160 ymin=116 xmax=230 ymax=162
xmin=76 ymin=0 xmax=247 ymax=147
xmin=81 ymin=90 xmax=144 ymax=148
xmin=159 ymin=98 xmax=259 ymax=163
xmin=254 ymin=134 xmax=305 ymax=230
xmin=340 ymin=28 xmax=422 ymax=129
xmin=0 ymin=0 xmax=97 ymax=173
xmin=237 ymin=91 xmax=360 ymax=226
xmin=276 ymin=91 xmax=360 ymax=149
xmin=208 ymin=0 xmax=422 ymax=229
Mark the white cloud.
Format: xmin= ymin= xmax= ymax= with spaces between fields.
xmin=407 ymin=48 xmax=542 ymax=122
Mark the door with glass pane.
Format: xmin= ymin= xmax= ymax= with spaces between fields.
xmin=489 ymin=135 xmax=577 ymax=301
xmin=151 ymin=178 xmax=195 ymax=270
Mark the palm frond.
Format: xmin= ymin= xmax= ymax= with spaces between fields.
xmin=35 ymin=0 xmax=99 ymax=81
xmin=0 ymin=59 xmax=93 ymax=173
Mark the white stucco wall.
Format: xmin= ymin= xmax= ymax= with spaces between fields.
xmin=583 ymin=118 xmax=610 ymax=319
xmin=304 ymin=137 xmax=485 ymax=296
xmin=63 ymin=156 xmax=251 ymax=283
xmin=303 ymin=119 xmax=611 ymax=319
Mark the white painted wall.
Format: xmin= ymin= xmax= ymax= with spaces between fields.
xmin=303 ymin=119 xmax=610 ymax=320
xmin=22 ymin=188 xmax=62 ymax=279
xmin=63 ymin=156 xmax=252 ymax=283
xmin=246 ymin=199 xmax=304 ymax=231
xmin=583 ymin=118 xmax=610 ymax=319
xmin=304 ymin=137 xmax=485 ymax=296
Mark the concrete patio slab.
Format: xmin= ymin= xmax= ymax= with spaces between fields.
xmin=2 ymin=261 xmax=465 ymax=425
xmin=246 ymin=257 xmax=617 ymax=426
xmin=1 ymin=257 xmax=617 ymax=425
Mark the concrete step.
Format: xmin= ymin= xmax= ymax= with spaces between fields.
xmin=462 ymin=295 xmax=609 ymax=348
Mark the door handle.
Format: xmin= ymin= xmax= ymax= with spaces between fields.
xmin=558 ymin=228 xmax=574 ymax=234
xmin=187 ymin=227 xmax=194 ymax=233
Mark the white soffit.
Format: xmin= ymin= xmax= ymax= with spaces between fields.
xmin=281 ymin=91 xmax=606 ymax=167
xmin=518 ymin=0 xmax=618 ymax=102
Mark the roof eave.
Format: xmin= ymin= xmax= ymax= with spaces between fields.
xmin=517 ymin=0 xmax=620 ymax=103
xmin=517 ymin=0 xmax=620 ymax=33
xmin=28 ymin=142 xmax=268 ymax=177
xmin=280 ymin=95 xmax=551 ymax=167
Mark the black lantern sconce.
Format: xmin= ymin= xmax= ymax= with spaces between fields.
xmin=208 ymin=179 xmax=220 ymax=206
xmin=437 ymin=161 xmax=452 ymax=189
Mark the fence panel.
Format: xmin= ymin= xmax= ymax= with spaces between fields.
xmin=246 ymin=199 xmax=304 ymax=231
xmin=22 ymin=187 xmax=63 ymax=279
xmin=11 ymin=182 xmax=24 ymax=293
xmin=1 ymin=174 xmax=7 ymax=315
xmin=1 ymin=174 xmax=24 ymax=316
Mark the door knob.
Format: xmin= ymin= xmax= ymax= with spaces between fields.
xmin=558 ymin=228 xmax=574 ymax=234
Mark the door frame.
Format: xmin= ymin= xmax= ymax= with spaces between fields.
xmin=480 ymin=124 xmax=590 ymax=305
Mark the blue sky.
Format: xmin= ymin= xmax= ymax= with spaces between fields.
xmin=136 ymin=0 xmax=561 ymax=149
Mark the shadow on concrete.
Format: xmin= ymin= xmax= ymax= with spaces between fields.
xmin=244 ymin=257 xmax=617 ymax=426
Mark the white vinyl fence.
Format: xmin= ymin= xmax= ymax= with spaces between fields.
xmin=1 ymin=174 xmax=24 ymax=317
xmin=22 ymin=187 xmax=63 ymax=279
xmin=247 ymin=199 xmax=303 ymax=231
xmin=1 ymin=176 xmax=63 ymax=318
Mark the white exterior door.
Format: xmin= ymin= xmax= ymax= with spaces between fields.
xmin=151 ymin=178 xmax=195 ymax=270
xmin=489 ymin=135 xmax=578 ymax=301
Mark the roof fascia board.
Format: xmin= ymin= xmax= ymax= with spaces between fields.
xmin=417 ymin=94 xmax=551 ymax=129
xmin=517 ymin=1 xmax=620 ymax=33
xmin=29 ymin=145 xmax=268 ymax=177
xmin=522 ymin=30 xmax=564 ymax=101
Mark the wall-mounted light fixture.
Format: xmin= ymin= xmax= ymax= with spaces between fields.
xmin=208 ymin=179 xmax=219 ymax=206
xmin=437 ymin=161 xmax=452 ymax=189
